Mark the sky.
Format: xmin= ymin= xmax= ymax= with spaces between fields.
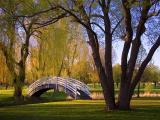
xmin=113 ymin=41 xmax=160 ymax=68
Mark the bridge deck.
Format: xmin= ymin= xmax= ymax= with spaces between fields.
xmin=27 ymin=77 xmax=91 ymax=99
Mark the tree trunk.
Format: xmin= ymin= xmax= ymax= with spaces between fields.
xmin=14 ymin=84 xmax=23 ymax=100
xmin=13 ymin=74 xmax=25 ymax=101
xmin=137 ymin=82 xmax=140 ymax=98
xmin=13 ymin=62 xmax=26 ymax=101
xmin=118 ymin=96 xmax=131 ymax=110
xmin=93 ymin=82 xmax=96 ymax=88
xmin=116 ymin=82 xmax=119 ymax=88
xmin=118 ymin=82 xmax=131 ymax=110
xmin=57 ymin=58 xmax=64 ymax=77
xmin=154 ymin=82 xmax=157 ymax=88
xmin=96 ymin=65 xmax=116 ymax=110
xmin=5 ymin=83 xmax=9 ymax=90
xmin=86 ymin=29 xmax=116 ymax=110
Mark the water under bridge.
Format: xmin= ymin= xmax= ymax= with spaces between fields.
xmin=27 ymin=77 xmax=91 ymax=99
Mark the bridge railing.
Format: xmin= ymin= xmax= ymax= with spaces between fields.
xmin=67 ymin=78 xmax=90 ymax=95
xmin=27 ymin=76 xmax=90 ymax=99
xmin=28 ymin=77 xmax=78 ymax=96
xmin=51 ymin=77 xmax=80 ymax=96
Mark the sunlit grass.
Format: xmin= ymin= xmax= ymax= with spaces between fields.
xmin=0 ymin=99 xmax=160 ymax=120
xmin=0 ymin=88 xmax=160 ymax=120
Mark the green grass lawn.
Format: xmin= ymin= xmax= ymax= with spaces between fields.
xmin=0 ymin=99 xmax=160 ymax=120
xmin=88 ymin=83 xmax=160 ymax=94
xmin=0 ymin=88 xmax=160 ymax=120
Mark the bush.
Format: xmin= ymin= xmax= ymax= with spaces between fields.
xmin=144 ymin=83 xmax=153 ymax=94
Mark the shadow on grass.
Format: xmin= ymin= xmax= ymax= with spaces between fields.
xmin=0 ymin=91 xmax=71 ymax=107
xmin=0 ymin=90 xmax=160 ymax=120
xmin=0 ymin=100 xmax=160 ymax=120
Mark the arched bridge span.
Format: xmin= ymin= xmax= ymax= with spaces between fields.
xmin=27 ymin=77 xmax=91 ymax=99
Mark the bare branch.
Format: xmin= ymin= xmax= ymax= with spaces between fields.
xmin=90 ymin=14 xmax=104 ymax=19
xmin=16 ymin=6 xmax=58 ymax=18
xmin=88 ymin=0 xmax=95 ymax=17
xmin=33 ymin=13 xmax=68 ymax=29
xmin=90 ymin=22 xmax=105 ymax=33
xmin=127 ymin=0 xmax=151 ymax=86
xmin=120 ymin=0 xmax=134 ymax=85
xmin=130 ymin=35 xmax=160 ymax=98
xmin=57 ymin=5 xmax=97 ymax=37
xmin=111 ymin=17 xmax=124 ymax=35
xmin=147 ymin=10 xmax=160 ymax=18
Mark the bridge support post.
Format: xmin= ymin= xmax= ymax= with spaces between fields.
xmin=65 ymin=80 xmax=67 ymax=93
xmin=75 ymin=85 xmax=77 ymax=100
xmin=56 ymin=77 xmax=58 ymax=91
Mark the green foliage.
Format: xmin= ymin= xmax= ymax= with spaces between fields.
xmin=28 ymin=20 xmax=69 ymax=79
xmin=72 ymin=61 xmax=89 ymax=84
xmin=141 ymin=64 xmax=160 ymax=83
xmin=0 ymin=51 xmax=12 ymax=85
xmin=41 ymin=91 xmax=67 ymax=101
xmin=144 ymin=83 xmax=153 ymax=94
xmin=113 ymin=64 xmax=121 ymax=84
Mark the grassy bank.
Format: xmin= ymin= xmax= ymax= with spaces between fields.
xmin=0 ymin=88 xmax=160 ymax=120
xmin=0 ymin=99 xmax=160 ymax=120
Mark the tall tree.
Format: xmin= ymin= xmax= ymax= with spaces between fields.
xmin=0 ymin=0 xmax=66 ymax=100
xmin=47 ymin=0 xmax=160 ymax=110
xmin=142 ymin=64 xmax=160 ymax=87
xmin=0 ymin=1 xmax=37 ymax=99
xmin=28 ymin=19 xmax=70 ymax=79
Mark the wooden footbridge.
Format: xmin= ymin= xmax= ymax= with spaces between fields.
xmin=27 ymin=77 xmax=91 ymax=99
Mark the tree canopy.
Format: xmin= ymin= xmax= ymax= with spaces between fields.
xmin=0 ymin=0 xmax=160 ymax=111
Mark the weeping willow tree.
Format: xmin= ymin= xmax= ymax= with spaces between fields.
xmin=0 ymin=1 xmax=24 ymax=99
xmin=28 ymin=18 xmax=88 ymax=81
xmin=63 ymin=23 xmax=88 ymax=77
xmin=28 ymin=19 xmax=70 ymax=80
xmin=0 ymin=50 xmax=11 ymax=87
xmin=0 ymin=0 xmax=66 ymax=100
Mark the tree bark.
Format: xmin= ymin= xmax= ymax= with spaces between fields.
xmin=137 ymin=82 xmax=140 ymax=98
xmin=116 ymin=82 xmax=119 ymax=88
xmin=87 ymin=29 xmax=116 ymax=110
xmin=154 ymin=82 xmax=157 ymax=88
xmin=118 ymin=82 xmax=131 ymax=110
xmin=118 ymin=0 xmax=151 ymax=110
xmin=117 ymin=0 xmax=133 ymax=110
xmin=14 ymin=84 xmax=23 ymax=100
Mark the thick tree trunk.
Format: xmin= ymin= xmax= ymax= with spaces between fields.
xmin=118 ymin=82 xmax=131 ymax=110
xmin=116 ymin=0 xmax=152 ymax=110
xmin=86 ymin=29 xmax=116 ymax=110
xmin=100 ymin=75 xmax=116 ymax=110
xmin=13 ymin=75 xmax=24 ymax=101
xmin=118 ymin=96 xmax=131 ymax=110
xmin=4 ymin=58 xmax=24 ymax=100
xmin=13 ymin=61 xmax=26 ymax=101
xmin=14 ymin=84 xmax=23 ymax=100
